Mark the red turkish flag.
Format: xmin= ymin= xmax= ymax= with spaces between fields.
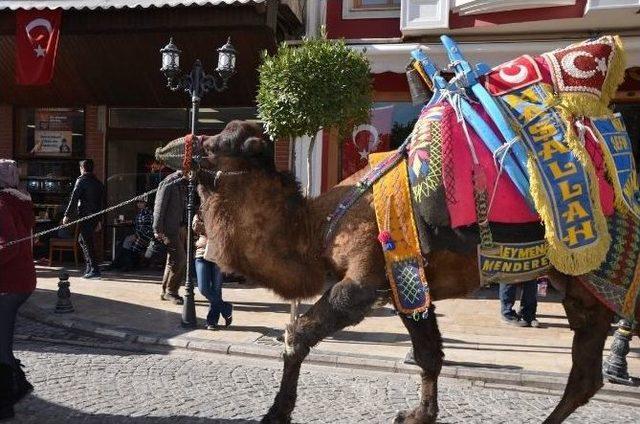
xmin=16 ymin=9 xmax=61 ymax=85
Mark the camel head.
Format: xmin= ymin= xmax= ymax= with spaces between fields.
xmin=199 ymin=120 xmax=273 ymax=177
xmin=154 ymin=120 xmax=274 ymax=193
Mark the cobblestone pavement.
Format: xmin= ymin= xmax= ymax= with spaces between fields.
xmin=11 ymin=317 xmax=640 ymax=423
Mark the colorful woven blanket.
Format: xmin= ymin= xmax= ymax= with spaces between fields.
xmin=408 ymin=102 xmax=615 ymax=228
xmin=370 ymin=151 xmax=430 ymax=318
xmin=409 ymin=35 xmax=629 ymax=276
xmin=580 ymin=212 xmax=640 ymax=323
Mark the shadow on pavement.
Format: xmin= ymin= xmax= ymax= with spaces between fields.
xmin=14 ymin=396 xmax=259 ymax=423
xmin=443 ymin=360 xmax=522 ymax=370
xmin=14 ymin=338 xmax=172 ymax=357
xmin=28 ymin=288 xmax=195 ymax=340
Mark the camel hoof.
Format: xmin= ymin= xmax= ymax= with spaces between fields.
xmin=261 ymin=412 xmax=292 ymax=424
xmin=393 ymin=410 xmax=409 ymax=423
xmin=393 ymin=408 xmax=434 ymax=424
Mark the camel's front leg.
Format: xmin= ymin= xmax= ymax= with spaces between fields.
xmin=394 ymin=306 xmax=443 ymax=424
xmin=261 ymin=277 xmax=379 ymax=423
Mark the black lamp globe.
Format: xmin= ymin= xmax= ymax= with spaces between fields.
xmin=216 ymin=37 xmax=236 ymax=80
xmin=160 ymin=37 xmax=181 ymax=79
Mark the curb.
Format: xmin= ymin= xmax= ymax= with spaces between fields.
xmin=19 ymin=302 xmax=640 ymax=402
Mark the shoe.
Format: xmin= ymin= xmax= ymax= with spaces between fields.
xmin=501 ymin=314 xmax=520 ymax=325
xmin=529 ymin=319 xmax=541 ymax=328
xmin=83 ymin=271 xmax=101 ymax=279
xmin=10 ymin=360 xmax=32 ymax=404
xmin=161 ymin=292 xmax=184 ymax=305
xmin=0 ymin=364 xmax=15 ymax=421
xmin=224 ymin=305 xmax=233 ymax=328
xmin=206 ymin=324 xmax=218 ymax=331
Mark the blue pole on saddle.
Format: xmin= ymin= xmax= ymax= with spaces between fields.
xmin=439 ymin=35 xmax=534 ymax=209
xmin=410 ymin=48 xmax=534 ymax=211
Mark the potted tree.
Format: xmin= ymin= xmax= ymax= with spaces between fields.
xmin=257 ymin=33 xmax=373 ymax=195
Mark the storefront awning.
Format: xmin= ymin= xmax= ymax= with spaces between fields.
xmin=352 ymin=36 xmax=640 ymax=73
xmin=0 ymin=0 xmax=264 ymax=10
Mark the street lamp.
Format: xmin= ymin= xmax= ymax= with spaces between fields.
xmin=160 ymin=36 xmax=237 ymax=328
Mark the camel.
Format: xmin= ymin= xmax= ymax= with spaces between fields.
xmin=157 ymin=120 xmax=620 ymax=423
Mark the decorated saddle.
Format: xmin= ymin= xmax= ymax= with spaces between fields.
xmin=326 ymin=35 xmax=640 ymax=324
xmin=403 ymin=35 xmax=639 ymax=323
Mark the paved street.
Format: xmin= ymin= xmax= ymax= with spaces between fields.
xmin=10 ymin=318 xmax=640 ymax=423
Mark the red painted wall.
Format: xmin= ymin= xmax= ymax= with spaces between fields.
xmin=326 ymin=0 xmax=587 ymax=37
xmin=325 ymin=0 xmax=401 ymax=39
xmin=373 ymin=72 xmax=409 ymax=93
xmin=450 ymin=1 xmax=586 ymax=29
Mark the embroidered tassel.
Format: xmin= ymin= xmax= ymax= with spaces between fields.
xmin=378 ymin=230 xmax=396 ymax=251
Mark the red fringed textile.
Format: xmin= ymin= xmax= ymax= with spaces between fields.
xmin=183 ymin=134 xmax=194 ymax=174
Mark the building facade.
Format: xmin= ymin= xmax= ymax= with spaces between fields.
xmin=303 ymin=0 xmax=640 ymax=192
xmin=0 ymin=0 xmax=302 ymax=257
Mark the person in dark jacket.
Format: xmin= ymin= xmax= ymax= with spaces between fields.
xmin=153 ymin=171 xmax=187 ymax=304
xmin=0 ymin=159 xmax=37 ymax=420
xmin=63 ymin=159 xmax=105 ymax=279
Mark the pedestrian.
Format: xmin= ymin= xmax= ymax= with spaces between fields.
xmin=499 ymin=279 xmax=540 ymax=327
xmin=193 ymin=212 xmax=232 ymax=330
xmin=153 ymin=170 xmax=187 ymax=305
xmin=0 ymin=159 xmax=36 ymax=420
xmin=62 ymin=159 xmax=105 ymax=279
xmin=106 ymin=197 xmax=153 ymax=272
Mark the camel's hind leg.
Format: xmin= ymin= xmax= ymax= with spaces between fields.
xmin=394 ymin=306 xmax=443 ymax=424
xmin=261 ymin=277 xmax=379 ymax=424
xmin=544 ymin=278 xmax=614 ymax=423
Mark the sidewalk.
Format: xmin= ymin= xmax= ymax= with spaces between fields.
xmin=22 ymin=265 xmax=640 ymax=398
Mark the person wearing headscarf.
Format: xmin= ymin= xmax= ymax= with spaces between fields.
xmin=0 ymin=159 xmax=36 ymax=420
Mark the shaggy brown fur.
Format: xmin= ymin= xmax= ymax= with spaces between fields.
xmin=159 ymin=120 xmax=616 ymax=424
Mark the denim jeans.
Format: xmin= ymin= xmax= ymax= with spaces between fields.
xmin=194 ymin=258 xmax=232 ymax=326
xmin=0 ymin=292 xmax=31 ymax=367
xmin=499 ymin=280 xmax=538 ymax=322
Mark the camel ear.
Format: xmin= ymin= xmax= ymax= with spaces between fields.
xmin=241 ymin=137 xmax=268 ymax=157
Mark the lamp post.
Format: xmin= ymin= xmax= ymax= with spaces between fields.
xmin=160 ymin=36 xmax=236 ymax=328
xmin=603 ymin=318 xmax=637 ymax=386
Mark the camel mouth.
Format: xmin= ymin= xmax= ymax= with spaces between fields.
xmin=155 ymin=135 xmax=206 ymax=171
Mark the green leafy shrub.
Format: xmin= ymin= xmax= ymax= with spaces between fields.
xmin=257 ymin=36 xmax=373 ymax=140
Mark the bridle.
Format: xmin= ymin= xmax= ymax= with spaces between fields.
xmin=199 ymin=167 xmax=249 ymax=190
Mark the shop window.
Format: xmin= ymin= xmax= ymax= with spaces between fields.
xmin=344 ymin=0 xmax=401 ymax=19
xmin=354 ymin=0 xmax=401 ymax=9
xmin=14 ymin=108 xmax=85 ymax=249
xmin=109 ymin=108 xmax=188 ymax=129
xmin=15 ymin=108 xmax=85 ymax=158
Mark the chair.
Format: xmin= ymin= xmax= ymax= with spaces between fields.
xmin=49 ymin=224 xmax=80 ymax=266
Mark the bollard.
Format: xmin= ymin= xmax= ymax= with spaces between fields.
xmin=603 ymin=319 xmax=637 ymax=386
xmin=54 ymin=270 xmax=74 ymax=314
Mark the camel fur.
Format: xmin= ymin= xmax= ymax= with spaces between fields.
xmin=168 ymin=120 xmax=618 ymax=424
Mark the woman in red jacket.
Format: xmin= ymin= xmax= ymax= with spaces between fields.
xmin=0 ymin=159 xmax=36 ymax=420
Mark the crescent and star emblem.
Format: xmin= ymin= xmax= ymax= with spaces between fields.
xmin=498 ymin=61 xmax=529 ymax=84
xmin=25 ymin=18 xmax=53 ymax=58
xmin=560 ymin=51 xmax=599 ymax=79
xmin=352 ymin=124 xmax=380 ymax=161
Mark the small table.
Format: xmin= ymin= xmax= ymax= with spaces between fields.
xmin=106 ymin=221 xmax=133 ymax=261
